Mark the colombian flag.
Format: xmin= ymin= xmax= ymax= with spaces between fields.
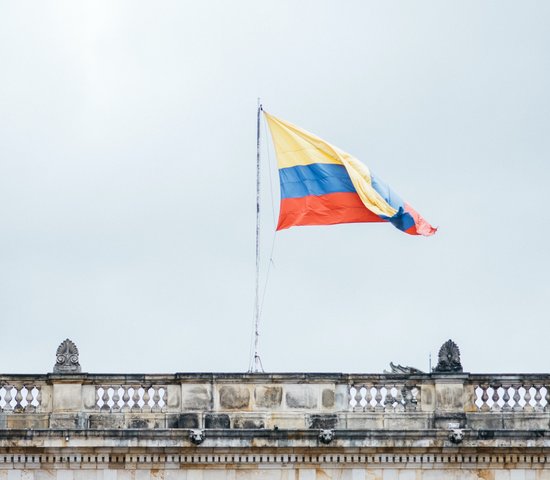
xmin=264 ymin=112 xmax=436 ymax=236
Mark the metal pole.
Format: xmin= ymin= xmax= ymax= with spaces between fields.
xmin=252 ymin=99 xmax=263 ymax=373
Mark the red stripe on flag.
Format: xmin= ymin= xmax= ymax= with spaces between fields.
xmin=277 ymin=192 xmax=385 ymax=231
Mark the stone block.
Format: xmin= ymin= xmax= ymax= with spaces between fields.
xmin=433 ymin=413 xmax=467 ymax=429
xmin=254 ymin=386 xmax=282 ymax=408
xmin=39 ymin=385 xmax=53 ymax=412
xmin=232 ymin=415 xmax=265 ymax=429
xmin=4 ymin=414 xmax=49 ymax=429
xmin=82 ymin=385 xmax=96 ymax=410
xmin=88 ymin=413 xmax=124 ymax=429
xmin=181 ymin=385 xmax=212 ymax=410
xmin=126 ymin=416 xmax=163 ymax=429
xmin=308 ymin=414 xmax=337 ymax=429
xmin=166 ymin=414 xmax=179 ymax=428
xmin=167 ymin=385 xmax=181 ymax=410
xmin=435 ymin=382 xmax=464 ymax=412
xmin=204 ymin=413 xmax=230 ymax=429
xmin=219 ymin=386 xmax=250 ymax=409
xmin=467 ymin=413 xmax=503 ymax=430
xmin=322 ymin=389 xmax=335 ymax=408
xmin=341 ymin=413 xmax=384 ymax=430
xmin=52 ymin=384 xmax=83 ymax=412
xmin=265 ymin=413 xmax=307 ymax=429
xmin=49 ymin=413 xmax=88 ymax=429
xmin=127 ymin=418 xmax=150 ymax=429
xmin=384 ymin=413 xmax=430 ymax=430
xmin=177 ymin=413 xmax=200 ymax=428
xmin=334 ymin=385 xmax=349 ymax=410
xmin=420 ymin=384 xmax=435 ymax=412
xmin=285 ymin=386 xmax=318 ymax=409
xmin=502 ymin=414 xmax=548 ymax=430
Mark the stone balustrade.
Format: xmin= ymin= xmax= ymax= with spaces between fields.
xmin=2 ymin=372 xmax=550 ymax=435
xmin=1 ymin=339 xmax=550 ymax=479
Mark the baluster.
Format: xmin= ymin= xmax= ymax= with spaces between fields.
xmin=545 ymin=386 xmax=550 ymax=412
xmin=4 ymin=386 xmax=13 ymax=412
xmin=512 ymin=384 xmax=522 ymax=411
xmin=152 ymin=388 xmax=161 ymax=412
xmin=101 ymin=387 xmax=110 ymax=412
xmin=122 ymin=387 xmax=131 ymax=412
xmin=534 ymin=385 xmax=543 ymax=411
xmin=524 ymin=385 xmax=533 ymax=412
xmin=403 ymin=386 xmax=415 ymax=411
xmin=394 ymin=385 xmax=404 ymax=412
xmin=374 ymin=386 xmax=383 ymax=412
xmin=14 ymin=386 xmax=23 ymax=412
xmin=95 ymin=387 xmax=101 ymax=409
xmin=35 ymin=386 xmax=42 ymax=409
xmin=491 ymin=385 xmax=501 ymax=412
xmin=353 ymin=386 xmax=362 ymax=410
xmin=143 ymin=387 xmax=151 ymax=412
xmin=480 ymin=385 xmax=490 ymax=412
xmin=25 ymin=386 xmax=34 ymax=412
xmin=365 ymin=385 xmax=373 ymax=411
xmin=132 ymin=387 xmax=141 ymax=411
xmin=347 ymin=386 xmax=354 ymax=408
xmin=501 ymin=385 xmax=511 ymax=411
xmin=414 ymin=386 xmax=421 ymax=408
xmin=112 ymin=386 xmax=121 ymax=411
xmin=384 ymin=386 xmax=395 ymax=412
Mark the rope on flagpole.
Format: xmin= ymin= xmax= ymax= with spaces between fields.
xmin=258 ymin=113 xmax=277 ymax=321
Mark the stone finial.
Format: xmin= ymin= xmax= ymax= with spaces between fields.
xmin=433 ymin=339 xmax=462 ymax=373
xmin=53 ymin=338 xmax=81 ymax=373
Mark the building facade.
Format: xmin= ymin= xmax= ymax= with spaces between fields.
xmin=1 ymin=339 xmax=549 ymax=480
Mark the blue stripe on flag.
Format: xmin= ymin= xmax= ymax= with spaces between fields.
xmin=279 ymin=163 xmax=356 ymax=199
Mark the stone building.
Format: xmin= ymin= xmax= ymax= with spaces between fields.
xmin=1 ymin=339 xmax=549 ymax=480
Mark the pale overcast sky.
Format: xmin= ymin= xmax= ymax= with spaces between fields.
xmin=1 ymin=1 xmax=549 ymax=374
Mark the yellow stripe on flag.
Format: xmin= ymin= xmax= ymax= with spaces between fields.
xmin=264 ymin=111 xmax=397 ymax=219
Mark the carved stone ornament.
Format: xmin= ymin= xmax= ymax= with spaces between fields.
xmin=53 ymin=338 xmax=81 ymax=373
xmin=189 ymin=429 xmax=205 ymax=445
xmin=433 ymin=339 xmax=463 ymax=373
xmin=384 ymin=362 xmax=424 ymax=374
xmin=318 ymin=429 xmax=334 ymax=444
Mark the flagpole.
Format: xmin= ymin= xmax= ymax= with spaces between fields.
xmin=252 ymin=99 xmax=264 ymax=373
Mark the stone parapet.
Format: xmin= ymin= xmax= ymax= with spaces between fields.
xmin=0 ymin=340 xmax=549 ymax=477
xmin=1 ymin=372 xmax=550 ymax=440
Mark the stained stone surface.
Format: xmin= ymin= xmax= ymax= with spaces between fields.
xmin=255 ymin=386 xmax=283 ymax=408
xmin=219 ymin=386 xmax=250 ymax=409
xmin=182 ymin=385 xmax=211 ymax=409
xmin=322 ymin=389 xmax=335 ymax=408
xmin=204 ymin=413 xmax=230 ymax=428
xmin=285 ymin=386 xmax=317 ymax=409
xmin=232 ymin=415 xmax=265 ymax=429
xmin=308 ymin=414 xmax=337 ymax=429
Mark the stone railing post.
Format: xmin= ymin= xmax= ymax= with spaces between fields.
xmin=431 ymin=339 xmax=468 ymax=428
xmin=49 ymin=338 xmax=87 ymax=429
xmin=433 ymin=374 xmax=468 ymax=426
xmin=50 ymin=375 xmax=86 ymax=425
